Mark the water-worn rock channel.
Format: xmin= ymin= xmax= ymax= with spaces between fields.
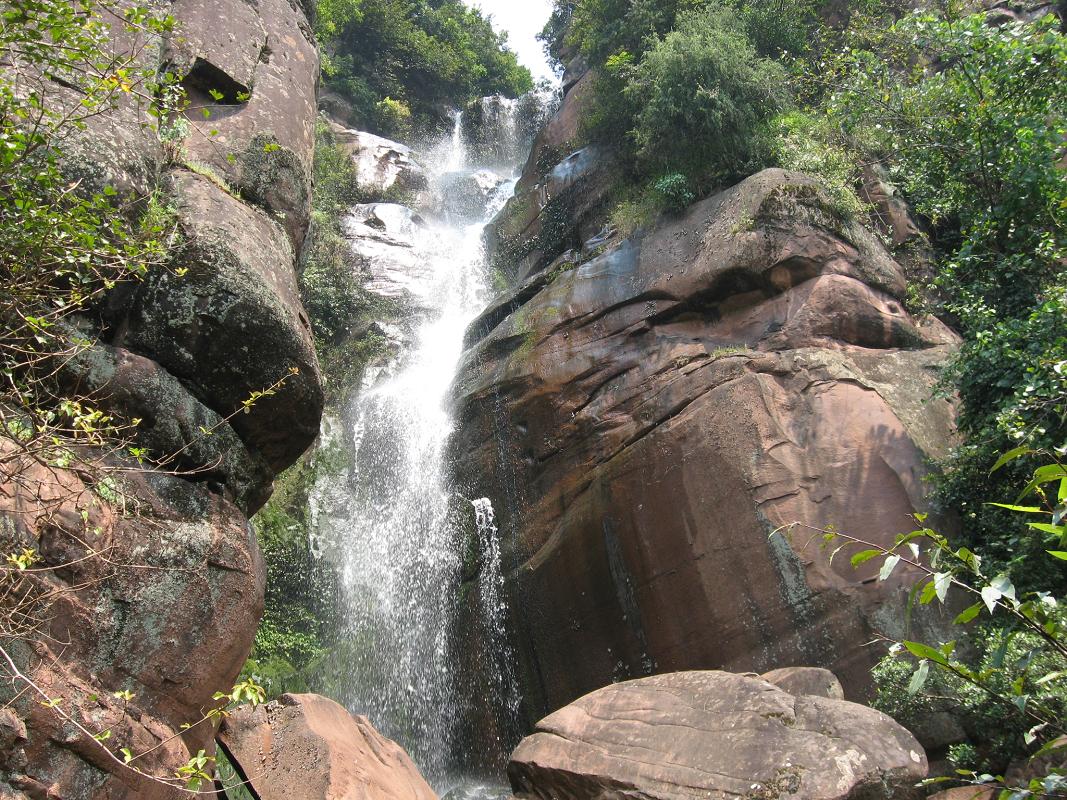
xmin=306 ymin=98 xmax=551 ymax=791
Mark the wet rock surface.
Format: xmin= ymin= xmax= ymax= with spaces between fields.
xmin=342 ymin=202 xmax=435 ymax=303
xmin=508 ymin=671 xmax=928 ymax=800
xmin=219 ymin=693 xmax=438 ymax=800
xmin=451 ymin=73 xmax=959 ymax=723
xmin=329 ymin=123 xmax=430 ymax=197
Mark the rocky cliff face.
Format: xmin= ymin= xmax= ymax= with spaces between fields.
xmin=0 ymin=1 xmax=324 ymax=797
xmin=449 ymin=66 xmax=960 ymax=724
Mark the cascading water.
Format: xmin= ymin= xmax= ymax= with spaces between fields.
xmin=306 ymin=98 xmax=549 ymax=791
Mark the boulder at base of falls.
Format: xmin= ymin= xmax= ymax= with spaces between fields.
xmin=218 ymin=693 xmax=438 ymax=800
xmin=508 ymin=671 xmax=927 ymax=800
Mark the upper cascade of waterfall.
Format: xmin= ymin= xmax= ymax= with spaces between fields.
xmin=305 ymin=86 xmax=556 ymax=794
xmin=457 ymin=88 xmax=558 ymax=175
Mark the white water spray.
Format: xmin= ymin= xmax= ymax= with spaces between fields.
xmin=306 ymin=97 xmax=544 ymax=789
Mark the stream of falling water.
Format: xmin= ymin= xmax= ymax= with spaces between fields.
xmin=306 ymin=98 xmax=546 ymax=793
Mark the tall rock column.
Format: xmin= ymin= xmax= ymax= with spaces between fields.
xmin=0 ymin=1 xmax=324 ymax=798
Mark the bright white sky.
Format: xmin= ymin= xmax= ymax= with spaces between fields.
xmin=465 ymin=0 xmax=556 ymax=81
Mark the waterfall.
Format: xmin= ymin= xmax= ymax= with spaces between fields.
xmin=307 ymin=94 xmax=548 ymax=792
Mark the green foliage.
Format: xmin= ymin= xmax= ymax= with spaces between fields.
xmin=559 ymin=0 xmax=826 ymax=67
xmin=819 ymin=10 xmax=1067 ymax=583
xmin=652 ymin=173 xmax=696 ymax=213
xmin=771 ymin=110 xmax=867 ymax=218
xmin=789 ymin=454 xmax=1067 ymax=796
xmin=374 ymin=96 xmax=413 ymax=140
xmin=624 ymin=5 xmax=788 ymax=182
xmin=565 ymin=0 xmax=699 ymax=64
xmin=607 ymin=174 xmax=696 ymax=236
xmin=315 ymin=0 xmax=364 ymax=39
xmin=300 ymin=120 xmax=380 ymax=348
xmin=244 ymin=446 xmax=343 ymax=699
xmin=538 ymin=0 xmax=576 ymax=66
xmin=872 ymin=621 xmax=1067 ymax=774
xmin=316 ymin=0 xmax=533 ymax=134
xmin=0 ymin=1 xmax=178 ymax=456
xmin=739 ymin=0 xmax=821 ymax=57
xmin=565 ymin=1 xmax=799 ymax=195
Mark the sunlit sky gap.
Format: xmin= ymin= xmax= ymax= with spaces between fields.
xmin=465 ymin=0 xmax=557 ymax=81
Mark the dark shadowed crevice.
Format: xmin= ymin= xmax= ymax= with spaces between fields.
xmin=182 ymin=57 xmax=250 ymax=104
xmin=214 ymin=738 xmax=262 ymax=800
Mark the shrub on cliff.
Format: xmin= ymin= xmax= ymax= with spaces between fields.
xmin=624 ymin=5 xmax=788 ymax=183
xmin=552 ymin=0 xmax=825 ymax=67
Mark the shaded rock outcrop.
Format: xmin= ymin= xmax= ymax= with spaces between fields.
xmin=0 ymin=442 xmax=265 ymax=800
xmin=450 ymin=63 xmax=959 ymax=724
xmin=118 ymin=170 xmax=322 ymax=477
xmin=218 ymin=693 xmax=438 ymax=800
xmin=508 ymin=671 xmax=928 ymax=800
xmin=0 ymin=0 xmax=324 ymax=797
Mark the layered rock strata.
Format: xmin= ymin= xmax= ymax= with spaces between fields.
xmin=450 ymin=72 xmax=959 ymax=724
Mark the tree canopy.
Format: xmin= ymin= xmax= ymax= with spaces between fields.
xmin=317 ymin=0 xmax=534 ymax=135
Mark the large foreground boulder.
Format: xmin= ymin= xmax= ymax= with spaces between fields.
xmin=509 ymin=671 xmax=928 ymax=800
xmin=218 ymin=693 xmax=438 ymax=800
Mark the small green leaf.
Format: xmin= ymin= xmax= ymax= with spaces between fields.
xmin=903 ymin=640 xmax=950 ymax=666
xmin=991 ymin=446 xmax=1032 ymax=472
xmin=208 ymin=88 xmax=224 ymax=101
xmin=851 ymin=549 xmax=883 ymax=567
xmin=1035 ymin=670 xmax=1066 ymax=686
xmin=987 ymin=503 xmax=1043 ymax=513
xmin=920 ymin=580 xmax=938 ymax=605
xmin=1028 ymin=522 xmax=1065 ymax=536
xmin=954 ymin=602 xmax=983 ymax=625
xmin=908 ymin=660 xmax=930 ymax=695
xmin=1047 ymin=551 xmax=1067 ymax=561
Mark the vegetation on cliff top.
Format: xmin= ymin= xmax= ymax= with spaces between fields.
xmin=315 ymin=0 xmax=534 ymax=137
